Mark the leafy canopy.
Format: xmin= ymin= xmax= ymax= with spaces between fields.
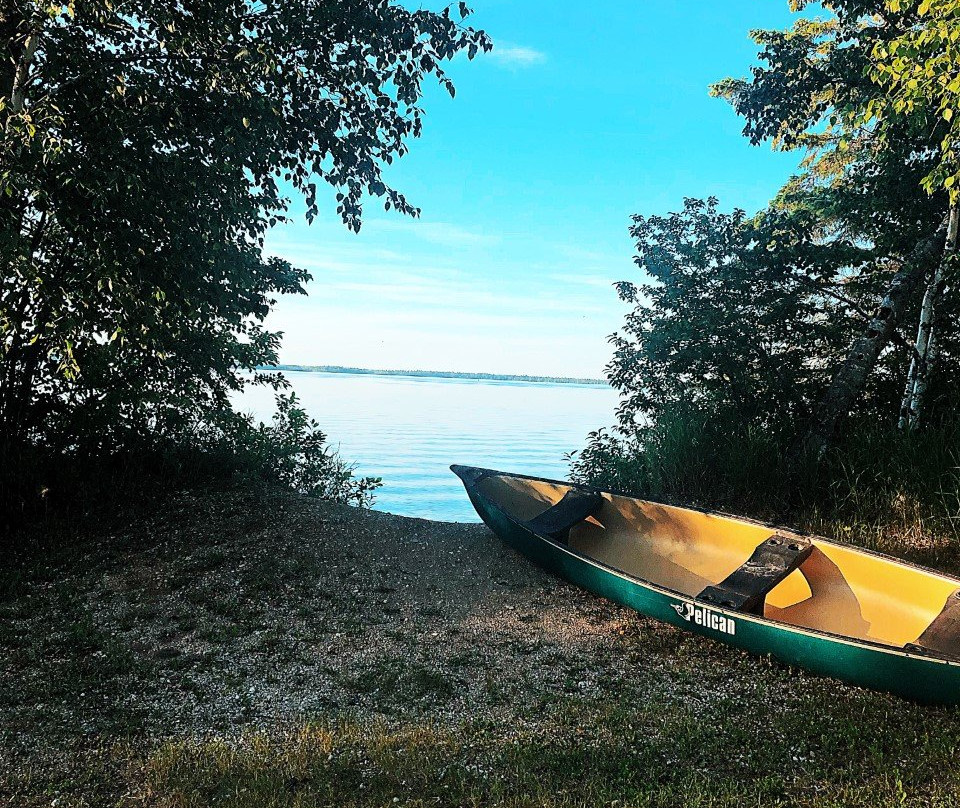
xmin=868 ymin=0 xmax=960 ymax=197
xmin=0 ymin=0 xmax=489 ymax=514
xmin=575 ymin=0 xmax=960 ymax=509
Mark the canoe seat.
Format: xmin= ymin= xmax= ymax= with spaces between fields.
xmin=698 ymin=534 xmax=813 ymax=615
xmin=905 ymin=589 xmax=960 ymax=660
xmin=525 ymin=489 xmax=603 ymax=541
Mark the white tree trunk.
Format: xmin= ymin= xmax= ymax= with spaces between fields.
xmin=7 ymin=29 xmax=38 ymax=119
xmin=898 ymin=364 xmax=918 ymax=430
xmin=803 ymin=224 xmax=946 ymax=460
xmin=900 ymin=205 xmax=959 ymax=430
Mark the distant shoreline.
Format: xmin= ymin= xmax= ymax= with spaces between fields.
xmin=263 ymin=364 xmax=609 ymax=386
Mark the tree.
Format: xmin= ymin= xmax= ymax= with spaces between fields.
xmin=0 ymin=1 xmax=490 ymax=510
xmin=867 ymin=0 xmax=960 ymax=198
xmin=577 ymin=0 xmax=960 ymax=510
xmin=806 ymin=221 xmax=946 ymax=454
xmin=866 ymin=0 xmax=960 ymax=427
xmin=607 ymin=198 xmax=870 ymax=435
xmin=898 ymin=208 xmax=958 ymax=429
xmin=713 ymin=0 xmax=956 ymax=452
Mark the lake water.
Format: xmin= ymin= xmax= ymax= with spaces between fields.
xmin=237 ymin=371 xmax=618 ymax=522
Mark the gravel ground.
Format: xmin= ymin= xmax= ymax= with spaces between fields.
xmin=0 ymin=483 xmax=887 ymax=805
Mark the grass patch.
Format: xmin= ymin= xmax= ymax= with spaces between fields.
xmin=5 ymin=483 xmax=960 ymax=807
xmin=132 ymin=690 xmax=960 ymax=808
xmin=346 ymin=658 xmax=458 ymax=706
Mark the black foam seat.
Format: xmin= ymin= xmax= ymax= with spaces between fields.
xmin=698 ymin=534 xmax=813 ymax=615
xmin=905 ymin=590 xmax=960 ymax=660
xmin=525 ymin=489 xmax=603 ymax=540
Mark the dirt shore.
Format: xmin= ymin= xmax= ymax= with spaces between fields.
xmin=3 ymin=485 xmax=959 ymax=807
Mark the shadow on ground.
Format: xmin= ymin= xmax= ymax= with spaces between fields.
xmin=2 ymin=484 xmax=959 ymax=806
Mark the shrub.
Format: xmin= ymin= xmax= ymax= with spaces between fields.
xmin=0 ymin=391 xmax=380 ymax=534
xmin=208 ymin=392 xmax=382 ymax=508
xmin=571 ymin=414 xmax=960 ymax=552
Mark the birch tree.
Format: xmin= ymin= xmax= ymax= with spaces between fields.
xmin=714 ymin=0 xmax=956 ymax=453
xmin=869 ymin=1 xmax=960 ymax=427
xmin=900 ymin=207 xmax=959 ymax=428
xmin=804 ymin=221 xmax=947 ymax=456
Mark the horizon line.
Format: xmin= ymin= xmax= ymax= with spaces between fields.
xmin=260 ymin=364 xmax=609 ymax=386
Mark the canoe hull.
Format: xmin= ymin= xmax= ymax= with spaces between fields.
xmin=460 ymin=474 xmax=960 ymax=705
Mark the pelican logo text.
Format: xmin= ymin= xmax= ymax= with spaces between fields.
xmin=671 ymin=601 xmax=736 ymax=635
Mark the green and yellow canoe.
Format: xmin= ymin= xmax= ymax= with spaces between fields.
xmin=451 ymin=464 xmax=960 ymax=704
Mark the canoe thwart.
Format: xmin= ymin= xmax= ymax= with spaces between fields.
xmin=905 ymin=589 xmax=960 ymax=660
xmin=525 ymin=489 xmax=603 ymax=541
xmin=697 ymin=534 xmax=813 ymax=615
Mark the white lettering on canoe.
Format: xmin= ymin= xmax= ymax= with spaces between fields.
xmin=671 ymin=601 xmax=736 ymax=636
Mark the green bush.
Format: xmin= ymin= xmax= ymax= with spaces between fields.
xmin=570 ymin=411 xmax=796 ymax=516
xmin=571 ymin=413 xmax=960 ymax=551
xmin=206 ymin=392 xmax=382 ymax=508
xmin=0 ymin=391 xmax=380 ymax=533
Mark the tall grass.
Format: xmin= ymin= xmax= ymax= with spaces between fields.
xmin=571 ymin=413 xmax=960 ymax=561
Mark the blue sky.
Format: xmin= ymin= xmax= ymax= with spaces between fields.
xmin=265 ymin=1 xmax=812 ymax=378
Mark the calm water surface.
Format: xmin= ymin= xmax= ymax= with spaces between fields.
xmin=238 ymin=372 xmax=618 ymax=522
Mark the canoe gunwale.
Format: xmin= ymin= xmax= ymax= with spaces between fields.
xmin=450 ymin=463 xmax=960 ymax=668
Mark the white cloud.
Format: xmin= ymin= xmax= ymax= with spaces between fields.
xmin=258 ymin=216 xmax=631 ymax=377
xmin=549 ymin=273 xmax=619 ymax=290
xmin=489 ymin=44 xmax=547 ymax=68
xmin=365 ymin=218 xmax=501 ymax=248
